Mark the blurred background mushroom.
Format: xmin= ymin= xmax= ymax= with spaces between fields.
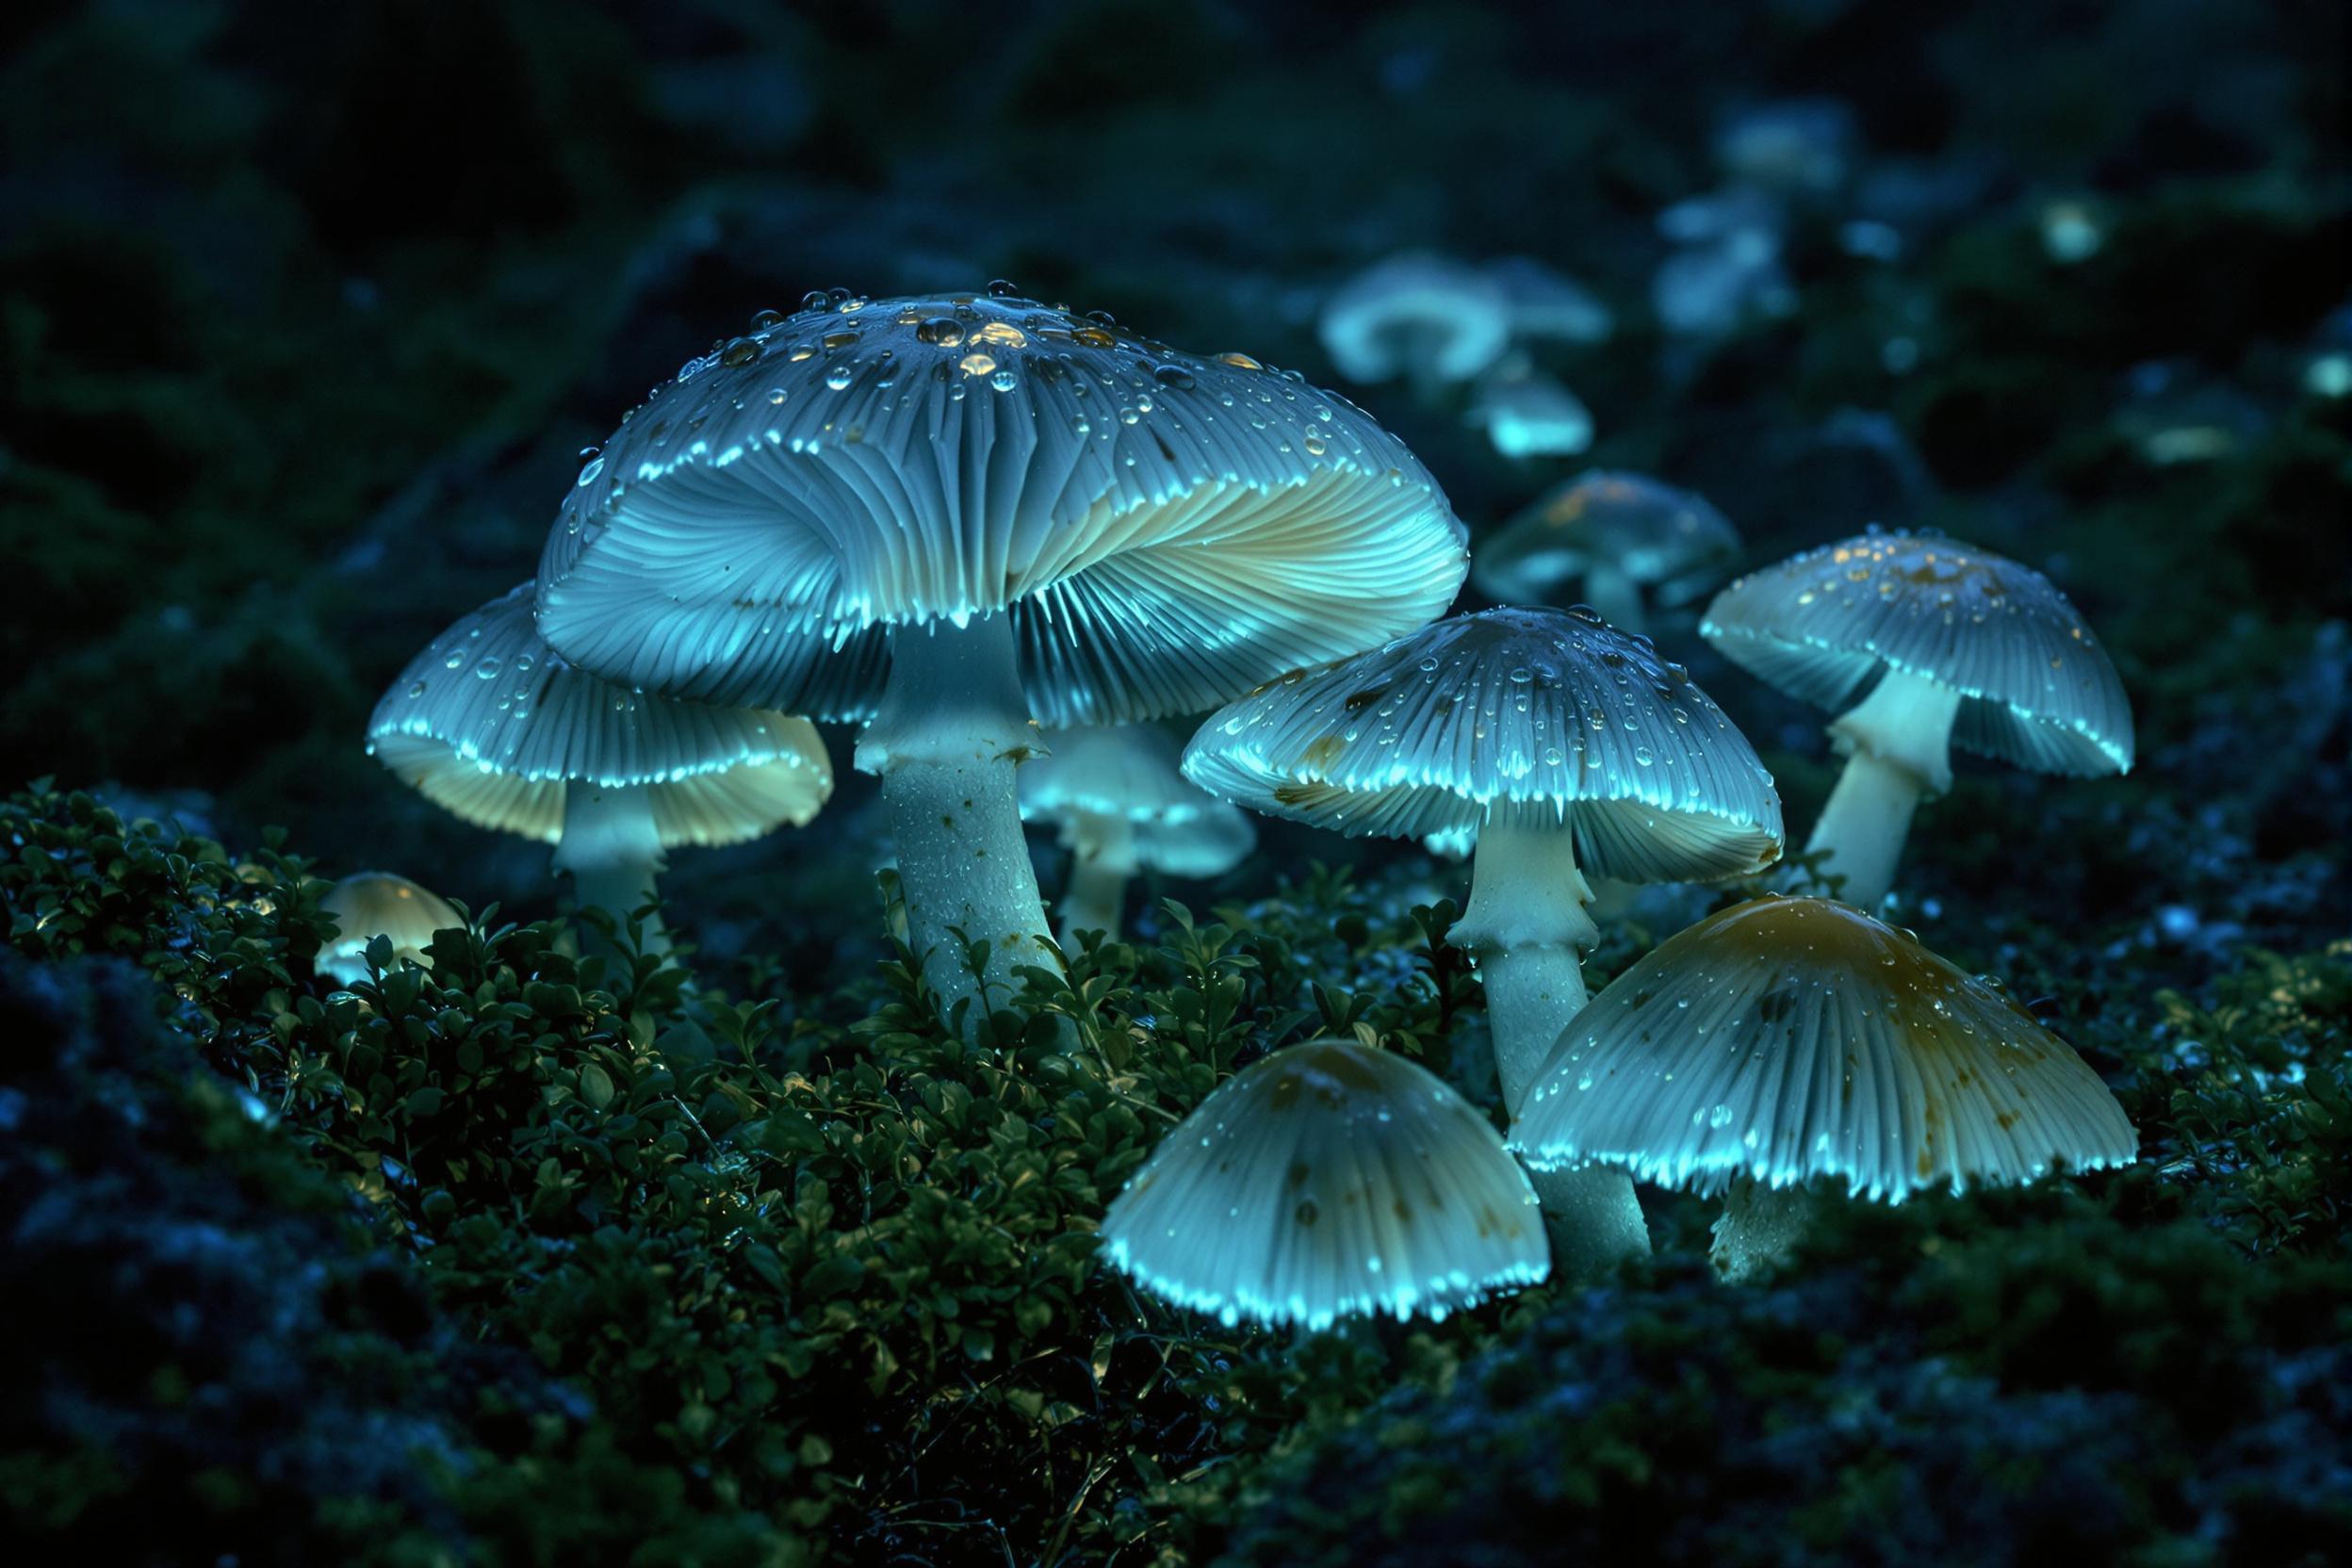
xmin=1482 ymin=255 xmax=1615 ymax=348
xmin=316 ymin=871 xmax=463 ymax=985
xmin=1184 ymin=605 xmax=1783 ymax=1276
xmin=368 ymin=581 xmax=833 ymax=959
xmin=1465 ymin=354 xmax=1595 ymax=460
xmin=1019 ymin=724 xmax=1255 ymax=944
xmin=1701 ymin=531 xmax=2133 ymax=910
xmin=1318 ymin=253 xmax=1512 ymax=401
xmin=1472 ymin=470 xmax=1742 ymax=635
xmin=1101 ymin=1037 xmax=1549 ymax=1330
xmin=532 ymin=289 xmax=1467 ymax=1032
xmin=1512 ymin=896 xmax=2138 ymax=1280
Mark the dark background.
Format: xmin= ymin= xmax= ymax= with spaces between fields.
xmin=5 ymin=0 xmax=2345 ymax=987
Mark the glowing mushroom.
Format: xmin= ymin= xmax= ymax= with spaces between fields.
xmin=368 ymin=582 xmax=834 ymax=957
xmin=1512 ymin=895 xmax=2138 ymax=1279
xmin=1482 ymin=256 xmax=1614 ymax=346
xmin=1701 ymin=531 xmax=2132 ymax=910
xmin=1101 ymin=1038 xmax=1548 ymax=1330
xmin=1019 ymin=724 xmax=1256 ymax=944
xmin=1183 ymin=606 xmax=1784 ymax=1276
xmin=1466 ymin=356 xmax=1594 ymax=460
xmin=1318 ymin=253 xmax=1512 ymax=400
xmin=1473 ymin=470 xmax=1741 ymax=634
xmin=318 ymin=871 xmax=464 ymax=985
xmin=535 ymin=287 xmax=1467 ymax=1033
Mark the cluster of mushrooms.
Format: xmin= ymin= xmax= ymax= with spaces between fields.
xmin=336 ymin=285 xmax=2140 ymax=1329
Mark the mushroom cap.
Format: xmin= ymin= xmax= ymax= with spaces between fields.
xmin=1020 ymin=725 xmax=1211 ymax=825
xmin=318 ymin=871 xmax=464 ymax=982
xmin=1134 ymin=805 xmax=1257 ymax=880
xmin=1699 ymin=531 xmax=2134 ymax=776
xmin=1511 ymin=895 xmax=2138 ymax=1199
xmin=537 ymin=289 xmax=1468 ymax=728
xmin=1474 ymin=471 xmax=1740 ymax=604
xmin=1482 ymin=256 xmax=1615 ymax=344
xmin=1317 ymin=253 xmax=1512 ymax=384
xmin=1019 ymin=724 xmax=1257 ymax=877
xmin=1100 ymin=1038 xmax=1548 ymax=1329
xmin=368 ymin=582 xmax=833 ymax=849
xmin=1468 ymin=368 xmax=1594 ymax=460
xmin=1181 ymin=606 xmax=1784 ymax=883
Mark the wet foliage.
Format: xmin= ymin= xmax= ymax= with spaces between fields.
xmin=3 ymin=785 xmax=2346 ymax=1562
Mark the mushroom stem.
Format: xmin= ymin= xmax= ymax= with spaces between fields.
xmin=858 ymin=614 xmax=1056 ymax=1035
xmin=1058 ymin=810 xmax=1136 ymax=945
xmin=1804 ymin=668 xmax=1961 ymax=908
xmin=554 ymin=782 xmax=668 ymax=957
xmin=1581 ymin=562 xmax=1646 ymax=635
xmin=1455 ymin=808 xmax=1651 ymax=1275
xmin=1709 ymin=1178 xmax=1824 ymax=1282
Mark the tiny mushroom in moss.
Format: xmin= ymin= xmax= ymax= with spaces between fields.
xmin=533 ymin=287 xmax=1467 ymax=1034
xmin=1473 ymin=470 xmax=1740 ymax=635
xmin=1318 ymin=253 xmax=1511 ymax=400
xmin=1701 ymin=531 xmax=2132 ymax=910
xmin=1512 ymin=895 xmax=2138 ymax=1280
xmin=1183 ymin=605 xmax=1784 ymax=1278
xmin=1466 ymin=355 xmax=1594 ymax=460
xmin=317 ymin=871 xmax=464 ymax=985
xmin=1020 ymin=725 xmax=1255 ymax=945
xmin=368 ymin=581 xmax=833 ymax=957
xmin=1101 ymin=1037 xmax=1548 ymax=1331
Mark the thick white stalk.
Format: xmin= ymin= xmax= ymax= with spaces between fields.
xmin=1709 ymin=1179 xmax=1822 ymax=1282
xmin=554 ymin=782 xmax=668 ymax=957
xmin=858 ymin=615 xmax=1055 ymax=1035
xmin=1057 ymin=810 xmax=1135 ymax=946
xmin=1455 ymin=809 xmax=1651 ymax=1276
xmin=1805 ymin=668 xmax=1963 ymax=909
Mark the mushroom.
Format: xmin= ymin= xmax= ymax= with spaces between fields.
xmin=1183 ymin=605 xmax=1784 ymax=1276
xmin=533 ymin=287 xmax=1467 ymax=1033
xmin=1318 ymin=253 xmax=1512 ymax=400
xmin=1101 ymin=1037 xmax=1548 ymax=1330
xmin=1512 ymin=895 xmax=2138 ymax=1280
xmin=1019 ymin=724 xmax=1257 ymax=944
xmin=368 ymin=581 xmax=833 ymax=957
xmin=318 ymin=871 xmax=464 ymax=985
xmin=1472 ymin=470 xmax=1741 ymax=635
xmin=1482 ymin=256 xmax=1614 ymax=346
xmin=1466 ymin=356 xmax=1594 ymax=460
xmin=1714 ymin=100 xmax=1856 ymax=200
xmin=1700 ymin=531 xmax=2133 ymax=910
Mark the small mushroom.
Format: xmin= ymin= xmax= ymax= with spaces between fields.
xmin=318 ymin=871 xmax=464 ymax=985
xmin=1473 ymin=470 xmax=1741 ymax=634
xmin=1184 ymin=606 xmax=1783 ymax=1277
xmin=535 ymin=288 xmax=1467 ymax=1033
xmin=1318 ymin=253 xmax=1512 ymax=400
xmin=1101 ymin=1038 xmax=1549 ymax=1330
xmin=1482 ymin=256 xmax=1614 ymax=345
xmin=1714 ymin=100 xmax=1857 ymax=200
xmin=368 ymin=582 xmax=832 ymax=957
xmin=1512 ymin=895 xmax=2137 ymax=1280
xmin=1019 ymin=725 xmax=1256 ymax=944
xmin=1466 ymin=356 xmax=1593 ymax=460
xmin=1701 ymin=531 xmax=2133 ymax=910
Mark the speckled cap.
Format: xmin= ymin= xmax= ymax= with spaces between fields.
xmin=1317 ymin=253 xmax=1512 ymax=385
xmin=536 ymin=287 xmax=1469 ymax=727
xmin=1474 ymin=471 xmax=1740 ymax=605
xmin=368 ymin=582 xmax=833 ymax=849
xmin=1512 ymin=895 xmax=2137 ymax=1199
xmin=1101 ymin=1039 xmax=1548 ymax=1330
xmin=1020 ymin=725 xmax=1257 ymax=875
xmin=1181 ymin=606 xmax=1784 ymax=883
xmin=1699 ymin=531 xmax=2133 ymax=776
